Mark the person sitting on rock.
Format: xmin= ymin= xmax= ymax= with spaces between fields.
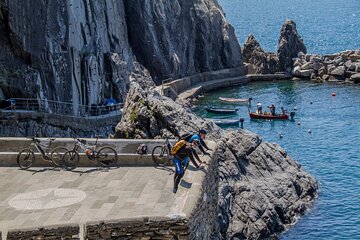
xmin=256 ymin=102 xmax=263 ymax=114
xmin=188 ymin=129 xmax=212 ymax=155
xmin=172 ymin=140 xmax=203 ymax=194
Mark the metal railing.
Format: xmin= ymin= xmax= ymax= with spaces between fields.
xmin=0 ymin=98 xmax=123 ymax=120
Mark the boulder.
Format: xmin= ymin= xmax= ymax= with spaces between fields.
xmin=349 ymin=54 xmax=360 ymax=61
xmin=350 ymin=73 xmax=360 ymax=83
xmin=299 ymin=69 xmax=312 ymax=78
xmin=277 ymin=20 xmax=307 ymax=71
xmin=318 ymin=66 xmax=327 ymax=77
xmin=327 ymin=64 xmax=336 ymax=73
xmin=301 ymin=62 xmax=312 ymax=70
xmin=322 ymin=74 xmax=330 ymax=80
xmin=330 ymin=66 xmax=345 ymax=77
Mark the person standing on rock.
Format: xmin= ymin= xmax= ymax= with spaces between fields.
xmin=171 ymin=140 xmax=203 ymax=193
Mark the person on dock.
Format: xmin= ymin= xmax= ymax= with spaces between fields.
xmin=171 ymin=139 xmax=203 ymax=193
xmin=256 ymin=102 xmax=263 ymax=114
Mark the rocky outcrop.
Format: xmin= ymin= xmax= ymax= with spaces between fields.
xmin=0 ymin=0 xmax=242 ymax=107
xmin=277 ymin=20 xmax=307 ymax=71
xmin=125 ymin=0 xmax=242 ymax=84
xmin=292 ymin=50 xmax=360 ymax=82
xmin=243 ymin=35 xmax=279 ymax=74
xmin=115 ymin=81 xmax=318 ymax=239
xmin=243 ymin=20 xmax=306 ymax=74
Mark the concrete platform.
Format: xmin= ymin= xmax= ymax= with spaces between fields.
xmin=0 ymin=142 xmax=217 ymax=239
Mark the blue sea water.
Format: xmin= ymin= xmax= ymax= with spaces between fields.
xmin=194 ymin=81 xmax=360 ymax=239
xmin=218 ymin=0 xmax=360 ymax=54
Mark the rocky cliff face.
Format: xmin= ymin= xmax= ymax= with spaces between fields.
xmin=0 ymin=0 xmax=241 ymax=106
xmin=115 ymin=81 xmax=318 ymax=239
xmin=277 ymin=20 xmax=307 ymax=71
xmin=243 ymin=19 xmax=306 ymax=74
xmin=125 ymin=0 xmax=242 ymax=84
xmin=242 ymin=35 xmax=279 ymax=74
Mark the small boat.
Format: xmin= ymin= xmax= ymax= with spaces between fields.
xmin=219 ymin=97 xmax=252 ymax=104
xmin=205 ymin=106 xmax=237 ymax=114
xmin=249 ymin=112 xmax=292 ymax=120
xmin=206 ymin=118 xmax=241 ymax=126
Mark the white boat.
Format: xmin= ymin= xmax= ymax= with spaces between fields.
xmin=219 ymin=97 xmax=252 ymax=104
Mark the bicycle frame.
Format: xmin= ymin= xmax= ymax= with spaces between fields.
xmin=29 ymin=140 xmax=52 ymax=159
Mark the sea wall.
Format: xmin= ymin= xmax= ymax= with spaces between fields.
xmin=6 ymin=225 xmax=79 ymax=240
xmin=292 ymin=50 xmax=360 ymax=83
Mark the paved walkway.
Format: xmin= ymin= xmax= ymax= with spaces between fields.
xmin=0 ymin=163 xmax=208 ymax=234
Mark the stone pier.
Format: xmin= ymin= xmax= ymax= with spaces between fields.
xmin=0 ymin=138 xmax=219 ymax=239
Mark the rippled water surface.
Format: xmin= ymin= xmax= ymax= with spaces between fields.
xmin=219 ymin=0 xmax=360 ymax=54
xmin=193 ymin=81 xmax=360 ymax=239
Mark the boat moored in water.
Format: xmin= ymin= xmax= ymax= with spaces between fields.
xmin=219 ymin=97 xmax=252 ymax=104
xmin=206 ymin=118 xmax=241 ymax=126
xmin=249 ymin=111 xmax=295 ymax=120
xmin=205 ymin=106 xmax=237 ymax=114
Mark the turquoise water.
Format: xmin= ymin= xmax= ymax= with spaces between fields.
xmin=193 ymin=80 xmax=360 ymax=239
xmin=219 ymin=0 xmax=360 ymax=54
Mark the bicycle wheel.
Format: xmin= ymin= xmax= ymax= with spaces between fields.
xmin=97 ymin=147 xmax=118 ymax=167
xmin=151 ymin=145 xmax=170 ymax=165
xmin=62 ymin=150 xmax=80 ymax=171
xmin=50 ymin=147 xmax=69 ymax=167
xmin=17 ymin=149 xmax=34 ymax=169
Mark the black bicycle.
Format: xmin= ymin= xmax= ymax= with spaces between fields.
xmin=17 ymin=137 xmax=69 ymax=169
xmin=62 ymin=137 xmax=118 ymax=170
xmin=151 ymin=138 xmax=172 ymax=166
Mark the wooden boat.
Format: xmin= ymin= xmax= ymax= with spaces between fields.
xmin=205 ymin=106 xmax=237 ymax=114
xmin=249 ymin=112 xmax=289 ymax=120
xmin=219 ymin=97 xmax=252 ymax=104
xmin=206 ymin=118 xmax=240 ymax=126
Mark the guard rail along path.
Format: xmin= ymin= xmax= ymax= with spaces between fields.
xmin=0 ymin=98 xmax=123 ymax=131
xmin=156 ymin=64 xmax=292 ymax=100
xmin=0 ymin=137 xmax=219 ymax=239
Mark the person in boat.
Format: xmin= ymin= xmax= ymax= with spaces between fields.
xmin=269 ymin=104 xmax=276 ymax=115
xmin=172 ymin=139 xmax=203 ymax=193
xmin=256 ymin=102 xmax=262 ymax=114
xmin=281 ymin=107 xmax=287 ymax=115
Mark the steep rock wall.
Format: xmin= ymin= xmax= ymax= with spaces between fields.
xmin=0 ymin=0 xmax=242 ymax=105
xmin=125 ymin=0 xmax=243 ymax=84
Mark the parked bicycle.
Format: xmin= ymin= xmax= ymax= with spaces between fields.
xmin=151 ymin=138 xmax=173 ymax=166
xmin=17 ymin=137 xmax=69 ymax=169
xmin=62 ymin=136 xmax=118 ymax=170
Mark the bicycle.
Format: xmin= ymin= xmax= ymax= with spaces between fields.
xmin=62 ymin=136 xmax=118 ymax=170
xmin=151 ymin=138 xmax=173 ymax=166
xmin=17 ymin=137 xmax=69 ymax=169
